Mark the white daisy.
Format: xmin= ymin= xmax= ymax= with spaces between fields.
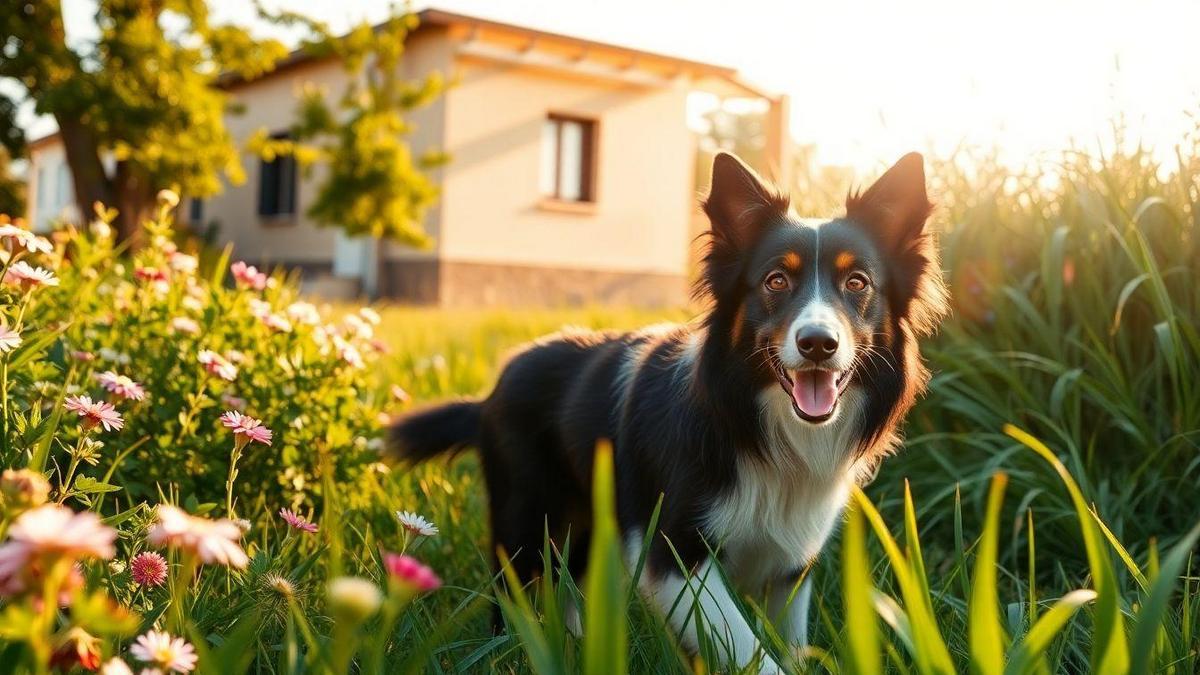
xmin=396 ymin=510 xmax=439 ymax=537
xmin=130 ymin=629 xmax=197 ymax=673
xmin=0 ymin=321 xmax=20 ymax=353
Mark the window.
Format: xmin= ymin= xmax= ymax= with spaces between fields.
xmin=188 ymin=198 xmax=204 ymax=224
xmin=258 ymin=133 xmax=297 ymax=218
xmin=539 ymin=115 xmax=596 ymax=202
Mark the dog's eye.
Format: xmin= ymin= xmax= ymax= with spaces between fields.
xmin=764 ymin=271 xmax=790 ymax=292
xmin=845 ymin=272 xmax=870 ymax=292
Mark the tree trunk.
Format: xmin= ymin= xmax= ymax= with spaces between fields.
xmin=55 ymin=114 xmax=113 ymax=226
xmin=113 ymin=160 xmax=154 ymax=245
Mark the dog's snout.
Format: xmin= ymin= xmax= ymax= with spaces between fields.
xmin=797 ymin=326 xmax=839 ymax=362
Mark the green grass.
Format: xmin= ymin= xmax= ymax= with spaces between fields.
xmin=355 ymin=139 xmax=1200 ymax=672
xmin=3 ymin=134 xmax=1197 ymax=672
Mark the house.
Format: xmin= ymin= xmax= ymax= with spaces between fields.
xmin=25 ymin=8 xmax=788 ymax=306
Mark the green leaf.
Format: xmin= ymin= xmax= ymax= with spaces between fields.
xmin=1004 ymin=424 xmax=1129 ymax=674
xmin=969 ymin=473 xmax=1009 ymax=675
xmin=583 ymin=440 xmax=627 ymax=675
xmin=843 ymin=501 xmax=881 ymax=675
xmin=854 ymin=488 xmax=957 ymax=675
xmin=1005 ymin=590 xmax=1097 ymax=675
xmin=72 ymin=475 xmax=122 ymax=494
xmin=1130 ymin=520 xmax=1200 ymax=671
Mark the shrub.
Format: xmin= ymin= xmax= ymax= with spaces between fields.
xmin=2 ymin=198 xmax=387 ymax=511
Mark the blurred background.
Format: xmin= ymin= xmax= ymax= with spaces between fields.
xmin=2 ymin=2 xmax=1199 ymax=670
xmin=7 ymin=1 xmax=1200 ymax=305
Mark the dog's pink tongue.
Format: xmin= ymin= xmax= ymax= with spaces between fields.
xmin=792 ymin=370 xmax=838 ymax=417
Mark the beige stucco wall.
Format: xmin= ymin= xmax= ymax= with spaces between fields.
xmin=208 ymin=27 xmax=452 ymax=267
xmin=433 ymin=56 xmax=695 ymax=276
xmin=24 ymin=139 xmax=78 ymax=233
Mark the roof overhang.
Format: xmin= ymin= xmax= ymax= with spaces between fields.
xmin=219 ymin=8 xmax=774 ymax=98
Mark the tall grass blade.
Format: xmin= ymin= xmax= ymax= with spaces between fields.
xmin=1004 ymin=424 xmax=1129 ymax=674
xmin=583 ymin=441 xmax=627 ymax=675
xmin=969 ymin=473 xmax=1009 ymax=675
xmin=843 ymin=501 xmax=881 ymax=675
xmin=853 ymin=487 xmax=956 ymax=675
xmin=496 ymin=548 xmax=565 ymax=675
xmin=1004 ymin=590 xmax=1097 ymax=675
xmin=1129 ymin=520 xmax=1200 ymax=672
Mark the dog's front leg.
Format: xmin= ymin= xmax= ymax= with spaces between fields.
xmin=643 ymin=558 xmax=782 ymax=674
xmin=769 ymin=573 xmax=813 ymax=649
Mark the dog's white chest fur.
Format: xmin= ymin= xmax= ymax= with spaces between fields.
xmin=703 ymin=387 xmax=866 ymax=590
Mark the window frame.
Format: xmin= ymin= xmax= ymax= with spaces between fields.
xmin=257 ymin=131 xmax=298 ymax=223
xmin=541 ymin=113 xmax=599 ymax=205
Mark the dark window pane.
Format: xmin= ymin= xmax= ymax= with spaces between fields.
xmin=258 ymin=132 xmax=297 ymax=217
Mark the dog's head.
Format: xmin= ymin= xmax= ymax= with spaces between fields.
xmin=698 ymin=152 xmax=948 ymax=445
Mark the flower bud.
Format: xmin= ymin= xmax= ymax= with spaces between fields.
xmin=1 ymin=469 xmax=50 ymax=510
xmin=157 ymin=189 xmax=180 ymax=208
xmin=51 ymin=627 xmax=102 ymax=671
xmin=327 ymin=576 xmax=382 ymax=623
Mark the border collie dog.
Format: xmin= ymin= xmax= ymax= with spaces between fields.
xmin=390 ymin=151 xmax=948 ymax=671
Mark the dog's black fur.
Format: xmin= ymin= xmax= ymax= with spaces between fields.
xmin=388 ymin=151 xmax=948 ymax=593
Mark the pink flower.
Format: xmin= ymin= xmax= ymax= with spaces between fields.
xmin=130 ymin=629 xmax=197 ymax=673
xmin=262 ymin=313 xmax=293 ymax=333
xmin=147 ymin=505 xmax=248 ymax=568
xmin=197 ymin=349 xmax=237 ymax=381
xmin=170 ymin=317 xmax=200 ymax=335
xmin=219 ymin=411 xmax=273 ymax=446
xmin=129 ymin=551 xmax=168 ymax=587
xmin=219 ymin=393 xmax=247 ymax=411
xmin=4 ymin=261 xmax=59 ymax=290
xmin=0 ymin=505 xmax=116 ymax=597
xmin=382 ymin=552 xmax=441 ymax=592
xmin=278 ymin=508 xmax=318 ymax=533
xmin=248 ymin=298 xmax=271 ymax=318
xmin=64 ymin=395 xmax=124 ymax=432
xmin=95 ymin=371 xmax=146 ymax=401
xmin=333 ymin=336 xmax=364 ymax=369
xmin=169 ymin=252 xmax=197 ymax=275
xmin=134 ymin=266 xmax=169 ymax=284
xmin=0 ymin=320 xmax=20 ymax=353
xmin=230 ymin=261 xmax=267 ymax=290
xmin=286 ymin=301 xmax=320 ymax=325
xmin=70 ymin=350 xmax=95 ymax=362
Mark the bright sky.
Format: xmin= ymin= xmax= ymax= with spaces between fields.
xmin=28 ymin=0 xmax=1200 ymax=170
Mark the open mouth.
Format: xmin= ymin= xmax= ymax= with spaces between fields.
xmin=772 ymin=359 xmax=852 ymax=423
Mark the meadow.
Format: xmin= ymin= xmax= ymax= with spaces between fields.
xmin=0 ymin=136 xmax=1197 ymax=673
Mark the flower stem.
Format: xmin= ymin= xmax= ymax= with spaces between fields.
xmin=168 ymin=553 xmax=198 ymax=634
xmin=225 ymin=441 xmax=245 ymax=519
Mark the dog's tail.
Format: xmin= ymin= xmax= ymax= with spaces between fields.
xmin=387 ymin=400 xmax=482 ymax=464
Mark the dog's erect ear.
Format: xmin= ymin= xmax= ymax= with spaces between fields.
xmin=848 ymin=153 xmax=947 ymax=336
xmin=703 ymin=152 xmax=787 ymax=251
xmin=845 ymin=152 xmax=933 ymax=249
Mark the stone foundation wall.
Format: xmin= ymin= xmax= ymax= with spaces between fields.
xmin=276 ymin=259 xmax=687 ymax=307
xmin=380 ymin=260 xmax=686 ymax=307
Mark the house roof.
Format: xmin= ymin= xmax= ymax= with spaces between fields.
xmin=221 ymin=8 xmax=742 ymax=88
xmin=27 ymin=7 xmax=773 ymax=149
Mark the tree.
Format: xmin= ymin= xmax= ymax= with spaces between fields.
xmin=0 ymin=96 xmax=25 ymax=217
xmin=0 ymin=0 xmax=287 ymax=239
xmin=250 ymin=7 xmax=447 ymax=247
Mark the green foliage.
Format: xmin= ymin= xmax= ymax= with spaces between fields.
xmin=251 ymin=7 xmax=448 ymax=245
xmin=0 ymin=0 xmax=287 ymax=234
xmin=0 ymin=153 xmax=23 ymax=221
xmin=0 ymin=203 xmax=385 ymax=510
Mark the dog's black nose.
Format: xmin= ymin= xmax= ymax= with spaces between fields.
xmin=797 ymin=327 xmax=839 ymax=362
